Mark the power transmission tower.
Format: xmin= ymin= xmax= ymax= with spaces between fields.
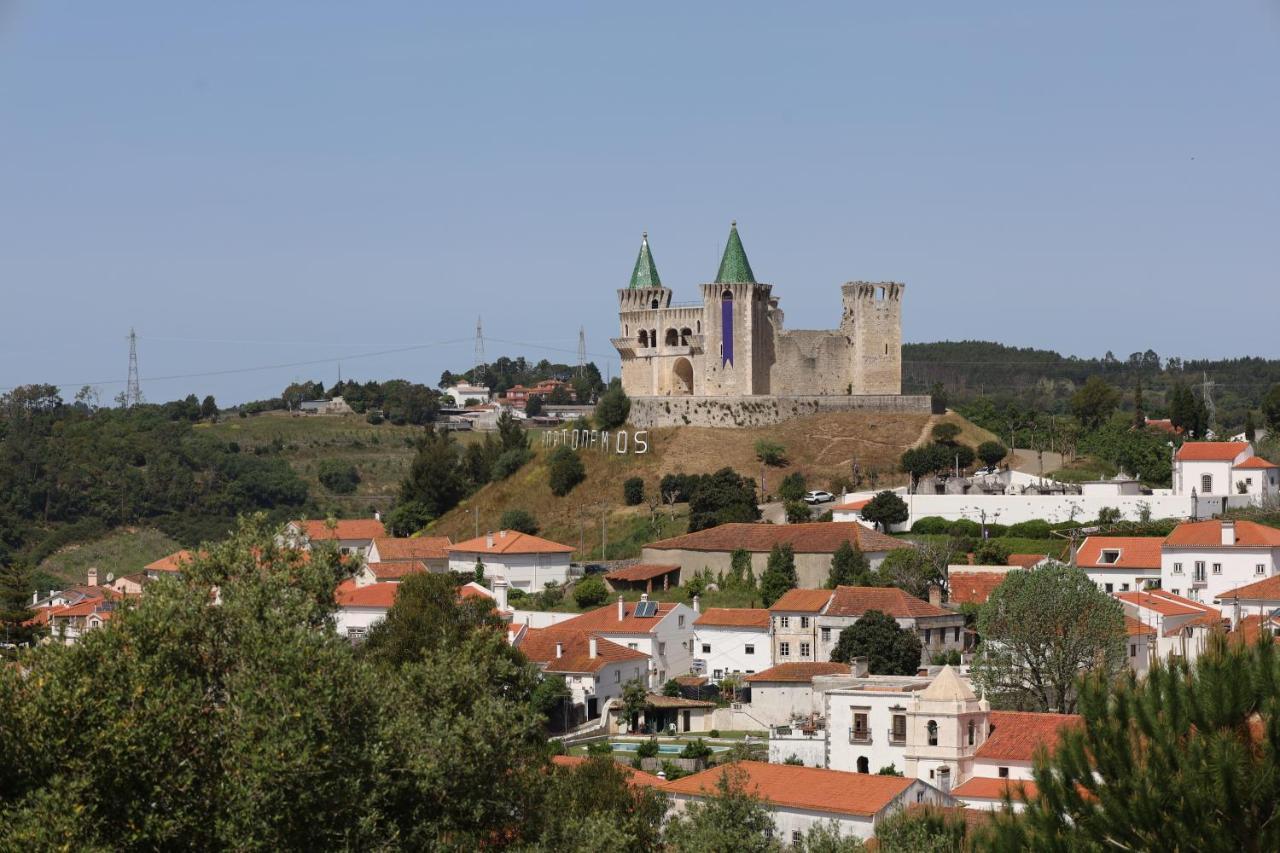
xmin=473 ymin=316 xmax=486 ymax=384
xmin=1202 ymin=371 xmax=1216 ymax=431
xmin=125 ymin=328 xmax=142 ymax=407
xmin=577 ymin=326 xmax=587 ymax=375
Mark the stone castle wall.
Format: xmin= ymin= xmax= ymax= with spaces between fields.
xmin=629 ymin=394 xmax=931 ymax=429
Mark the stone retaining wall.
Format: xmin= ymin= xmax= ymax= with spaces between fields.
xmin=629 ymin=394 xmax=931 ymax=428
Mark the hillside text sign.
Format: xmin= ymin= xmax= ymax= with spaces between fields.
xmin=541 ymin=427 xmax=649 ymax=455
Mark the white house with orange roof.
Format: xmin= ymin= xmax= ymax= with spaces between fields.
xmin=446 ymin=530 xmax=574 ymax=593
xmin=284 ymin=517 xmax=386 ymax=556
xmin=1124 ymin=616 xmax=1156 ymax=676
xmin=515 ymin=626 xmax=649 ymax=722
xmin=1162 ymin=519 xmax=1280 ymax=610
xmin=817 ymin=586 xmax=966 ymax=663
xmin=693 ymin=607 xmax=771 ymax=682
xmin=1173 ymin=441 xmax=1278 ymax=499
xmin=333 ymin=577 xmax=506 ymax=641
xmin=662 ymin=761 xmax=955 ymax=844
xmin=1074 ymin=535 xmax=1163 ymax=594
xmin=1115 ymin=588 xmax=1225 ymax=663
xmin=1216 ymin=575 xmax=1280 ymax=631
xmin=551 ymin=594 xmax=697 ymax=688
xmin=366 ymin=536 xmax=452 ymax=572
xmin=768 ymin=588 xmax=831 ymax=665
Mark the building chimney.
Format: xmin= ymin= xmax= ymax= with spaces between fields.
xmin=618 ymin=595 xmax=625 ymax=622
xmin=87 ymin=568 xmax=98 ymax=588
xmin=32 ymin=591 xmax=38 ymax=606
xmin=692 ymin=594 xmax=700 ymax=613
xmin=374 ymin=509 xmax=381 ymax=522
xmin=928 ymin=584 xmax=942 ymax=608
xmin=486 ymin=532 xmax=495 ymax=549
xmin=493 ymin=576 xmax=509 ymax=611
xmin=589 ymin=637 xmax=598 ymax=659
xmin=1222 ymin=520 xmax=1236 ymax=546
xmin=555 ymin=642 xmax=563 ymax=659
xmin=499 ymin=530 xmax=507 ymax=538
xmin=851 ymin=656 xmax=870 ymax=678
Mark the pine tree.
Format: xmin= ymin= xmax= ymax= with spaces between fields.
xmin=1245 ymin=410 xmax=1257 ymax=442
xmin=827 ymin=541 xmax=872 ymax=588
xmin=1132 ymin=378 xmax=1145 ymax=429
xmin=759 ymin=545 xmax=797 ymax=607
xmin=0 ymin=560 xmax=39 ymax=649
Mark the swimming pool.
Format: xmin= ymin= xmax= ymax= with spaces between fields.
xmin=608 ymin=741 xmax=732 ymax=754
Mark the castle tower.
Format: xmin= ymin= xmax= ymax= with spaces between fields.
xmin=614 ymin=233 xmax=679 ymax=395
xmin=841 ymin=280 xmax=904 ymax=395
xmin=699 ymin=222 xmax=774 ymax=395
xmin=903 ymin=665 xmax=989 ymax=790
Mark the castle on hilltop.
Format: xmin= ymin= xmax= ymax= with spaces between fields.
xmin=612 ymin=223 xmax=925 ymax=427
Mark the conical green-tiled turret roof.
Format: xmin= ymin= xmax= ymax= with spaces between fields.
xmin=715 ymin=221 xmax=756 ymax=284
xmin=629 ymin=232 xmax=661 ymax=289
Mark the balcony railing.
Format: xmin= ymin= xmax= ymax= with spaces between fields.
xmin=887 ymin=729 xmax=907 ymax=745
xmin=848 ymin=728 xmax=872 ymax=744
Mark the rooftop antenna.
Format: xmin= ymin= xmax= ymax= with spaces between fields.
xmin=577 ymin=326 xmax=587 ymax=375
xmin=125 ymin=328 xmax=142 ymax=407
xmin=474 ymin=315 xmax=486 ymax=385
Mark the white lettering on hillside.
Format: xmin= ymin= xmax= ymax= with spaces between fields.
xmin=541 ymin=428 xmax=649 ymax=455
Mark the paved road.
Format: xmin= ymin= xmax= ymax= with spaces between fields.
xmin=759 ymin=499 xmax=837 ymax=523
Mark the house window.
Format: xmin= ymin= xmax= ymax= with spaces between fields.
xmin=792 ymin=831 xmax=802 ymax=845
xmin=1257 ymin=564 xmax=1266 ymax=576
xmin=1172 ymin=589 xmax=1180 ymax=597
xmin=1212 ymin=563 xmax=1222 ymax=575
xmin=800 ymin=616 xmax=810 ymax=629
xmin=628 ymin=643 xmax=638 ymax=650
xmin=851 ymin=712 xmax=870 ymax=743
xmin=779 ymin=616 xmax=790 ymax=628
xmin=614 ymin=670 xmax=621 ymax=683
xmin=800 ymin=642 xmax=811 ymax=658
xmin=1173 ymin=562 xmax=1183 ymax=574
xmin=1247 ymin=477 xmax=1254 ymax=486
xmin=891 ymin=714 xmax=907 ymax=743
xmin=678 ymin=615 xmax=685 ymax=628
xmin=1130 ymin=644 xmax=1137 ymax=658
xmin=713 ymin=669 xmax=723 ymax=680
xmin=1202 ymin=474 xmax=1213 ymax=493
xmin=1100 ymin=549 xmax=1120 ymax=564
xmin=821 ymin=627 xmax=831 ymax=642
xmin=745 ymin=644 xmax=755 ymax=655
xmin=1121 ymin=583 xmax=1130 ymax=592
xmin=953 ymin=627 xmax=960 ymax=642
xmin=998 ymin=767 xmax=1009 ymax=778
xmin=927 ymin=720 xmax=938 ymax=746
xmin=924 ymin=629 xmax=932 ymax=645
xmin=702 ymin=643 xmax=711 ymax=654
xmin=780 ymin=642 xmax=791 ymax=657
xmin=658 ymin=642 xmax=666 ymax=656
xmin=1104 ymin=583 xmax=1113 ymax=593
xmin=967 ymin=720 xmax=976 ymax=746
xmin=1195 ymin=561 xmax=1206 ymax=582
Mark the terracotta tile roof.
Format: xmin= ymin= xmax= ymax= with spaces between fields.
xmin=517 ymin=627 xmax=648 ymax=673
xmin=145 ymin=549 xmax=197 ymax=571
xmin=648 ymin=522 xmax=910 ymax=556
xmin=975 ymin=711 xmax=1081 ymax=762
xmin=334 ymin=578 xmax=398 ymax=609
xmin=1166 ymin=520 xmax=1280 ymax=548
xmin=1163 ymin=610 xmax=1227 ymax=636
xmin=457 ymin=581 xmax=495 ymax=601
xmin=951 ymin=777 xmax=1039 ymax=802
xmin=371 ymin=536 xmax=452 ymax=560
xmin=694 ymin=608 xmax=770 ymax=629
xmin=1124 ymin=615 xmax=1156 ymax=637
xmin=604 ymin=563 xmax=681 ymax=582
xmin=949 ymin=572 xmax=1013 ymax=605
xmin=1175 ymin=441 xmax=1249 ymax=462
xmin=674 ymin=675 xmax=708 ymax=687
xmin=663 ymin=761 xmax=913 ymax=817
xmin=1231 ymin=615 xmax=1280 ymax=646
xmin=833 ymin=498 xmax=870 ymax=512
xmin=1007 ymin=553 xmax=1051 ymax=569
xmin=745 ymin=662 xmax=852 ymax=683
xmin=1144 ymin=418 xmax=1183 ymax=436
xmin=768 ymin=588 xmax=833 ymax=613
xmin=1116 ymin=589 xmax=1214 ymax=618
xmin=550 ymin=755 xmax=664 ymax=788
xmin=366 ymin=561 xmax=430 ymax=580
xmin=1217 ymin=575 xmax=1280 ymax=602
xmin=447 ymin=530 xmax=574 ymax=556
xmin=1075 ymin=536 xmax=1165 ymax=570
xmin=904 ymin=804 xmax=993 ymax=831
xmin=826 ymin=586 xmax=953 ymax=619
xmin=554 ymin=599 xmax=683 ymax=635
xmin=1235 ymin=456 xmax=1278 ymax=470
xmin=643 ymin=693 xmax=716 ymax=709
xmin=298 ymin=518 xmax=386 ymax=541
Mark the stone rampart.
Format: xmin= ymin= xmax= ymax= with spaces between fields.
xmin=629 ymin=394 xmax=931 ymax=428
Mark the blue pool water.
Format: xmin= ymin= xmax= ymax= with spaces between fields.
xmin=609 ymin=741 xmax=731 ymax=754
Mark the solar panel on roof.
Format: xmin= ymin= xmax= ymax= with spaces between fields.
xmin=634 ymin=600 xmax=658 ymax=617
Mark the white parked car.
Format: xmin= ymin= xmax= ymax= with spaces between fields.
xmin=803 ymin=490 xmax=835 ymax=505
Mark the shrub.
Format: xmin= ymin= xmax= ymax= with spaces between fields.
xmin=679 ymin=739 xmax=713 ymax=760
xmin=1005 ymin=519 xmax=1052 ymax=539
xmin=636 ymin=738 xmax=660 ymax=759
xmin=659 ymin=760 xmax=687 ymax=780
xmin=784 ymin=500 xmax=810 ymax=524
xmin=594 ymin=386 xmax=631 ymax=430
xmin=547 ymin=446 xmax=586 ymax=497
xmin=984 ymin=523 xmax=1008 ymax=538
xmin=491 ymin=447 xmax=533 ymax=481
xmin=911 ymin=516 xmax=951 ymax=535
xmin=659 ymin=473 xmax=698 ymax=503
xmin=977 ymin=440 xmax=1008 ymax=468
xmin=784 ymin=754 xmax=804 ymax=766
xmin=573 ymin=574 xmax=608 ymax=608
xmin=499 ymin=509 xmax=539 ymax=535
xmin=932 ymin=422 xmax=962 ymax=444
xmin=861 ymin=490 xmax=909 ymax=532
xmin=538 ymin=581 xmax=564 ymax=608
xmin=365 ymin=412 xmax=383 ymax=425
xmin=947 ymin=519 xmax=982 ymax=538
xmin=777 ymin=472 xmax=807 ymax=502
xmin=317 ymin=460 xmax=360 ymax=494
xmin=708 ymin=729 xmax=720 ymax=738
xmin=623 ymin=477 xmax=644 ymax=506
xmin=754 ymin=439 xmax=786 ymax=466
xmin=585 ymin=740 xmax=614 ymax=757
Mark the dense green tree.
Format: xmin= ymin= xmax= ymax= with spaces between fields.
xmin=393 ymin=427 xmax=467 ymax=532
xmin=0 ymin=560 xmax=40 ymax=649
xmin=972 ymin=561 xmax=1125 ymax=713
xmin=621 ymin=678 xmax=648 ymax=731
xmin=830 ymin=610 xmax=922 ymax=675
xmin=499 ymin=508 xmax=540 ymax=535
xmin=572 ymin=574 xmax=608 ymax=609
xmin=900 ymin=443 xmax=952 ymax=491
xmin=547 ymin=446 xmax=586 ymax=496
xmin=687 ymin=468 xmax=760 ymax=532
xmin=594 ymin=386 xmax=631 ymax=431
xmin=977 ymin=440 xmax=1008 ymax=468
xmin=317 ymin=459 xmax=360 ymax=494
xmin=662 ymin=765 xmax=780 ymax=853
xmin=981 ymin=637 xmax=1280 ymax=852
xmin=876 ymin=545 xmax=946 ymax=600
xmin=1132 ymin=378 xmax=1145 ymax=428
xmin=973 ymin=538 xmax=1011 ymax=566
xmin=524 ymin=394 xmax=544 ymax=417
xmin=360 ymin=571 xmax=514 ymax=669
xmin=759 ymin=545 xmax=798 ymax=607
xmin=727 ymin=547 xmax=755 ymax=590
xmin=784 ymin=500 xmax=811 ymax=524
xmin=1264 ymin=384 xmax=1280 ymax=432
xmin=827 ymin=541 xmax=873 ymax=588
xmin=931 ymin=422 xmax=961 ymax=445
xmin=528 ymin=756 xmax=668 ymax=852
xmin=199 ymin=395 xmax=218 ymax=419
xmin=861 ymin=490 xmax=909 ymax=532
xmin=1070 ymin=376 xmax=1120 ymax=432
xmin=778 ymin=471 xmax=807 ymax=502
xmin=1245 ymin=409 xmax=1257 ymax=442
xmin=875 ymin=806 xmax=970 ymax=852
xmin=623 ymin=476 xmax=644 ymax=506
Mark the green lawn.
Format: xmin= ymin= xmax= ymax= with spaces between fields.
xmin=897 ymin=533 xmax=1067 ymax=560
xmin=37 ymin=527 xmax=181 ymax=588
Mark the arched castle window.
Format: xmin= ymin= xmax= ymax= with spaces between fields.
xmin=665 ymin=329 xmax=679 ymax=346
xmin=638 ymin=330 xmax=649 ymax=347
xmin=650 ymin=299 xmax=659 ymax=309
xmin=721 ymin=289 xmax=733 ymax=300
xmin=696 ymin=320 xmax=701 ymax=333
xmin=927 ymin=720 xmax=938 ymax=746
xmin=967 ymin=720 xmax=976 ymax=746
xmin=680 ymin=327 xmax=692 ymax=345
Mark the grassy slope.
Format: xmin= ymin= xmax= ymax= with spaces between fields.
xmin=37 ymin=527 xmax=181 ymax=588
xmin=428 ymin=410 xmax=942 ymax=559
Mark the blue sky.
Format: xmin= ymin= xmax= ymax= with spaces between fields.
xmin=1 ymin=2 xmax=1277 ymax=404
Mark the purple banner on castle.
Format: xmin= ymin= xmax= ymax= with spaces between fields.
xmin=721 ymin=298 xmax=734 ymax=366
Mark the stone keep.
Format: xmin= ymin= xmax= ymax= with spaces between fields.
xmin=612 ymin=223 xmax=904 ymax=400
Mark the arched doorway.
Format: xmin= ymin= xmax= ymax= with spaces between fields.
xmin=672 ymin=358 xmax=694 ymax=395
xmin=856 ymin=757 xmax=869 ymax=774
